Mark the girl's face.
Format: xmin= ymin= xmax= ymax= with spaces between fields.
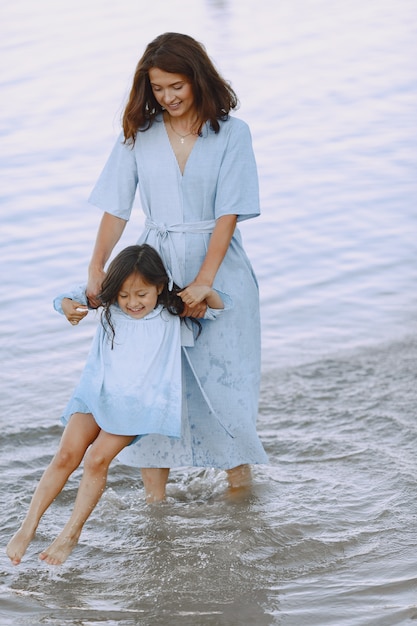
xmin=148 ymin=67 xmax=195 ymax=119
xmin=117 ymin=273 xmax=163 ymax=319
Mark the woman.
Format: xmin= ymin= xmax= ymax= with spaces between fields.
xmin=86 ymin=32 xmax=268 ymax=501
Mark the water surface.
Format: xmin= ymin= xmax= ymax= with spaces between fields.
xmin=1 ymin=0 xmax=417 ymax=624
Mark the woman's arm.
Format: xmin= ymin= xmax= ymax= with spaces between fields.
xmin=180 ymin=214 xmax=237 ymax=317
xmin=86 ymin=212 xmax=127 ymax=306
xmin=194 ymin=214 xmax=237 ymax=286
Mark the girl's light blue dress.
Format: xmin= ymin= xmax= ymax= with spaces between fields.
xmin=89 ymin=115 xmax=269 ymax=468
xmin=55 ymin=289 xmax=182 ymax=439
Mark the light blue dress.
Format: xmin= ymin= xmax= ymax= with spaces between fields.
xmin=89 ymin=115 xmax=268 ymax=468
xmin=55 ymin=288 xmax=182 ymax=439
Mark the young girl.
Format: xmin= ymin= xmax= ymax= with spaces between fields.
xmin=7 ymin=244 xmax=226 ymax=566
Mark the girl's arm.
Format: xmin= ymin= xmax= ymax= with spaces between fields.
xmin=54 ymin=285 xmax=89 ymax=325
xmin=180 ymin=214 xmax=237 ymax=317
xmin=87 ymin=212 xmax=127 ymax=306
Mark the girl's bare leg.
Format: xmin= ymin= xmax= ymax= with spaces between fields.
xmin=6 ymin=413 xmax=99 ymax=565
xmin=140 ymin=468 xmax=170 ymax=503
xmin=39 ymin=431 xmax=134 ymax=565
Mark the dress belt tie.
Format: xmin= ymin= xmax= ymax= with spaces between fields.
xmin=143 ymin=218 xmax=217 ymax=288
xmin=145 ymin=218 xmax=217 ymax=236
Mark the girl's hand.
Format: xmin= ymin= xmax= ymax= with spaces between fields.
xmin=86 ymin=267 xmax=106 ymax=308
xmin=181 ymin=302 xmax=207 ymax=319
xmin=61 ymin=298 xmax=89 ymax=326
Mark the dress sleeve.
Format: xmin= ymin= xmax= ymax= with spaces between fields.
xmin=214 ymin=119 xmax=260 ymax=223
xmin=53 ymin=285 xmax=89 ymax=315
xmin=204 ymin=290 xmax=233 ymax=320
xmin=88 ymin=132 xmax=139 ymax=221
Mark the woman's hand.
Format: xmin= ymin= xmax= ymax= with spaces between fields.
xmin=179 ymin=284 xmax=208 ymax=318
xmin=61 ymin=298 xmax=89 ymax=326
xmin=86 ymin=267 xmax=106 ymax=308
xmin=179 ymin=284 xmax=211 ymax=306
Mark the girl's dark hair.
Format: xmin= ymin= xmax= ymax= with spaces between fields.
xmin=98 ymin=244 xmax=194 ymax=346
xmin=122 ymin=32 xmax=239 ymax=143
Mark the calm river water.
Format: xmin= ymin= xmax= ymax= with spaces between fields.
xmin=1 ymin=0 xmax=417 ymax=624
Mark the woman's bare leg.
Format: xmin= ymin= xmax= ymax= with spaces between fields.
xmin=39 ymin=431 xmax=134 ymax=565
xmin=140 ymin=468 xmax=170 ymax=503
xmin=6 ymin=413 xmax=99 ymax=565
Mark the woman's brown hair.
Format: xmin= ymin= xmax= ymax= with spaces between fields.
xmin=122 ymin=32 xmax=239 ymax=143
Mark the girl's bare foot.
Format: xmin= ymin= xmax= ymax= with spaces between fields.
xmin=39 ymin=533 xmax=79 ymax=565
xmin=6 ymin=527 xmax=36 ymax=565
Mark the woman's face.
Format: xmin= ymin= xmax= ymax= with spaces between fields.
xmin=117 ymin=273 xmax=162 ymax=319
xmin=148 ymin=67 xmax=195 ymax=119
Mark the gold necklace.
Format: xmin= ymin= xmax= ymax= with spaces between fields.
xmin=168 ymin=117 xmax=194 ymax=144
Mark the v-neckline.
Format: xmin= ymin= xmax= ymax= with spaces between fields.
xmin=163 ymin=118 xmax=200 ymax=176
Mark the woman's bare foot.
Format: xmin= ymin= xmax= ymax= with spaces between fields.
xmin=39 ymin=532 xmax=79 ymax=565
xmin=141 ymin=468 xmax=169 ymax=503
xmin=225 ymin=464 xmax=253 ymax=501
xmin=6 ymin=527 xmax=36 ymax=565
